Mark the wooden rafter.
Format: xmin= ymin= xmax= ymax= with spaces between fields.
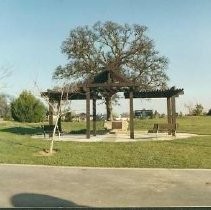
xmin=124 ymin=88 xmax=184 ymax=99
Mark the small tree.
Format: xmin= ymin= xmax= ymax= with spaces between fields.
xmin=0 ymin=66 xmax=12 ymax=120
xmin=11 ymin=90 xmax=46 ymax=122
xmin=47 ymin=85 xmax=78 ymax=154
xmin=192 ymin=103 xmax=204 ymax=116
xmin=36 ymin=82 xmax=78 ymax=154
xmin=0 ymin=94 xmax=12 ymax=120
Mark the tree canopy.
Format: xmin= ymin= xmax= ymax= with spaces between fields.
xmin=53 ymin=21 xmax=169 ymax=90
xmin=192 ymin=103 xmax=204 ymax=116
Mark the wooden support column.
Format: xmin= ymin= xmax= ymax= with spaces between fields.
xmin=167 ymin=97 xmax=172 ymax=124
xmin=49 ymin=99 xmax=54 ymax=126
xmin=129 ymin=90 xmax=134 ymax=139
xmin=167 ymin=97 xmax=172 ymax=135
xmin=57 ymin=100 xmax=62 ymax=132
xmin=171 ymin=96 xmax=176 ymax=136
xmin=93 ymin=98 xmax=97 ymax=136
xmin=86 ymin=89 xmax=90 ymax=139
xmin=48 ymin=99 xmax=54 ymax=138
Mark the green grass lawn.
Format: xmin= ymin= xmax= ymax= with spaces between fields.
xmin=0 ymin=116 xmax=211 ymax=168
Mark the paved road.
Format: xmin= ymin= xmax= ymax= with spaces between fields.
xmin=0 ymin=164 xmax=211 ymax=207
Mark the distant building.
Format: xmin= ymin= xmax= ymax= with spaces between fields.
xmin=134 ymin=109 xmax=153 ymax=118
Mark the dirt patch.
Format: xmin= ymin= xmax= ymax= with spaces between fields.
xmin=34 ymin=149 xmax=58 ymax=156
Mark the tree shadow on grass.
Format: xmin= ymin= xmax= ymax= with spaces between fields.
xmin=1 ymin=138 xmax=44 ymax=150
xmin=11 ymin=193 xmax=86 ymax=207
xmin=0 ymin=126 xmax=43 ymax=135
xmin=0 ymin=127 xmax=45 ymax=150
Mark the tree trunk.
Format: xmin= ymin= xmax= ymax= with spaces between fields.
xmin=105 ymin=96 xmax=113 ymax=121
xmin=49 ymin=114 xmax=60 ymax=154
xmin=49 ymin=138 xmax=54 ymax=154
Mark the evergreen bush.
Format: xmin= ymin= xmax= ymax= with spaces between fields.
xmin=11 ymin=90 xmax=46 ymax=122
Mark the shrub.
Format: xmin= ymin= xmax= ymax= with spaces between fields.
xmin=192 ymin=103 xmax=204 ymax=116
xmin=207 ymin=109 xmax=211 ymax=116
xmin=11 ymin=90 xmax=46 ymax=123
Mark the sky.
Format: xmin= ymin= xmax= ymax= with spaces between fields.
xmin=0 ymin=0 xmax=211 ymax=115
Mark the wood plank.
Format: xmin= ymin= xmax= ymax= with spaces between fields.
xmin=124 ymin=89 xmax=184 ymax=99
xmin=83 ymin=82 xmax=139 ymax=88
xmin=167 ymin=97 xmax=172 ymax=135
xmin=171 ymin=96 xmax=176 ymax=136
xmin=86 ymin=89 xmax=90 ymax=139
xmin=129 ymin=91 xmax=134 ymax=139
xmin=93 ymin=98 xmax=96 ymax=136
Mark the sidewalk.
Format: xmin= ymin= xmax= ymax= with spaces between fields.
xmin=1 ymin=164 xmax=211 ymax=207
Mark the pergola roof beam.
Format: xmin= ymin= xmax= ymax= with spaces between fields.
xmin=124 ymin=88 xmax=184 ymax=98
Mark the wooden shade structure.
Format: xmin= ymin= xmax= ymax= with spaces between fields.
xmin=41 ymin=69 xmax=184 ymax=139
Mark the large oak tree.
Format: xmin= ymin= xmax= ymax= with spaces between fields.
xmin=53 ymin=21 xmax=169 ymax=120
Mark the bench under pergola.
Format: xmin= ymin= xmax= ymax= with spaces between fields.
xmin=41 ymin=69 xmax=184 ymax=139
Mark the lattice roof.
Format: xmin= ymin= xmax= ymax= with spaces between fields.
xmin=41 ymin=70 xmax=184 ymax=100
xmin=124 ymin=87 xmax=184 ymax=98
xmin=41 ymin=90 xmax=102 ymax=101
